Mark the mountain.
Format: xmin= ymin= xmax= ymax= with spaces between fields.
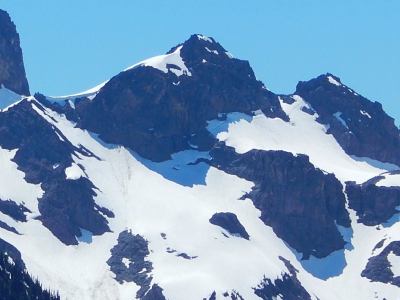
xmin=0 ymin=9 xmax=29 ymax=96
xmin=0 ymin=9 xmax=400 ymax=300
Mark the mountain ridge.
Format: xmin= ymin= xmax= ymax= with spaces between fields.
xmin=0 ymin=11 xmax=399 ymax=300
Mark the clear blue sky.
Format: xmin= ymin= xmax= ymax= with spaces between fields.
xmin=1 ymin=1 xmax=399 ymax=126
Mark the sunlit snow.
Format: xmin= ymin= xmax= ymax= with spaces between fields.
xmin=65 ymin=163 xmax=86 ymax=180
xmin=205 ymin=46 xmax=219 ymax=55
xmin=360 ymin=110 xmax=371 ymax=118
xmin=327 ymin=75 xmax=341 ymax=86
xmin=0 ymin=64 xmax=400 ymax=299
xmin=197 ymin=34 xmax=213 ymax=43
xmin=124 ymin=45 xmax=191 ymax=77
xmin=388 ymin=252 xmax=400 ymax=277
xmin=376 ymin=172 xmax=400 ymax=187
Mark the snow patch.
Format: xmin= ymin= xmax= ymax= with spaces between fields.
xmin=327 ymin=76 xmax=341 ymax=86
xmin=225 ymin=51 xmax=234 ymax=59
xmin=46 ymin=80 xmax=108 ymax=103
xmin=197 ymin=34 xmax=213 ymax=43
xmin=388 ymin=252 xmax=400 ymax=276
xmin=205 ymin=47 xmax=218 ymax=55
xmin=360 ymin=110 xmax=371 ymax=118
xmin=376 ymin=173 xmax=400 ymax=187
xmin=65 ymin=163 xmax=86 ymax=180
xmin=333 ymin=112 xmax=348 ymax=128
xmin=124 ymin=46 xmax=191 ymax=77
xmin=122 ymin=258 xmax=130 ymax=268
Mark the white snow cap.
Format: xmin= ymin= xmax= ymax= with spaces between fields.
xmin=196 ymin=34 xmax=213 ymax=43
xmin=124 ymin=45 xmax=191 ymax=77
xmin=327 ymin=75 xmax=341 ymax=86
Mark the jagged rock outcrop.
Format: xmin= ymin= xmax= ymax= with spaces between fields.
xmin=107 ymin=231 xmax=155 ymax=299
xmin=346 ymin=173 xmax=400 ymax=226
xmin=362 ymin=241 xmax=400 ymax=287
xmin=75 ymin=34 xmax=287 ymax=162
xmin=253 ymin=256 xmax=312 ymax=300
xmin=0 ymin=199 xmax=30 ymax=222
xmin=208 ymin=142 xmax=351 ymax=259
xmin=295 ymin=73 xmax=400 ymax=167
xmin=0 ymin=9 xmax=29 ymax=95
xmin=209 ymin=212 xmax=250 ymax=240
xmin=141 ymin=284 xmax=166 ymax=300
xmin=0 ymin=99 xmax=112 ymax=245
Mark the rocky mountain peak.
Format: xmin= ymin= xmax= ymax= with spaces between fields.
xmin=75 ymin=34 xmax=286 ymax=162
xmin=0 ymin=9 xmax=29 ymax=95
xmin=168 ymin=34 xmax=238 ymax=68
xmin=295 ymin=72 xmax=400 ymax=167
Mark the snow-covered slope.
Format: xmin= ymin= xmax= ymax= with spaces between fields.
xmin=0 ymin=32 xmax=399 ymax=300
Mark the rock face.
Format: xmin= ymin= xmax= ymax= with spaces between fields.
xmin=0 ymin=9 xmax=29 ymax=95
xmin=107 ymin=231 xmax=160 ymax=299
xmin=209 ymin=212 xmax=250 ymax=240
xmin=0 ymin=99 xmax=112 ymax=245
xmin=296 ymin=73 xmax=400 ymax=167
xmin=254 ymin=256 xmax=312 ymax=300
xmin=346 ymin=174 xmax=400 ymax=226
xmin=362 ymin=241 xmax=400 ymax=287
xmin=209 ymin=143 xmax=351 ymax=259
xmin=0 ymin=199 xmax=30 ymax=222
xmin=1 ymin=11 xmax=400 ymax=297
xmin=75 ymin=34 xmax=287 ymax=162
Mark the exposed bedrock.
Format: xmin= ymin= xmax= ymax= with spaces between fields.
xmin=362 ymin=241 xmax=400 ymax=287
xmin=75 ymin=35 xmax=287 ymax=162
xmin=346 ymin=177 xmax=400 ymax=226
xmin=209 ymin=143 xmax=351 ymax=259
xmin=0 ymin=9 xmax=30 ymax=95
xmin=296 ymin=73 xmax=400 ymax=167
xmin=0 ymin=100 xmax=112 ymax=245
xmin=209 ymin=212 xmax=250 ymax=240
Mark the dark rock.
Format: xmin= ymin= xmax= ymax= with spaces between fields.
xmin=373 ymin=239 xmax=386 ymax=252
xmin=34 ymin=92 xmax=79 ymax=123
xmin=346 ymin=180 xmax=400 ymax=226
xmin=0 ymin=250 xmax=60 ymax=300
xmin=176 ymin=252 xmax=197 ymax=260
xmin=280 ymin=95 xmax=295 ymax=105
xmin=0 ymin=237 xmax=24 ymax=268
xmin=209 ymin=142 xmax=350 ymax=259
xmin=295 ymin=73 xmax=400 ymax=167
xmin=301 ymin=106 xmax=315 ymax=115
xmin=0 ymin=99 xmax=111 ymax=245
xmin=107 ymin=230 xmax=153 ymax=298
xmin=141 ymin=284 xmax=166 ymax=300
xmin=38 ymin=176 xmax=111 ymax=245
xmin=230 ymin=291 xmax=244 ymax=300
xmin=253 ymin=257 xmax=311 ymax=300
xmin=208 ymin=291 xmax=217 ymax=300
xmin=0 ymin=199 xmax=30 ymax=222
xmin=0 ymin=220 xmax=19 ymax=234
xmin=95 ymin=205 xmax=115 ymax=218
xmin=0 ymin=9 xmax=29 ymax=95
xmin=362 ymin=241 xmax=400 ymax=287
xmin=75 ymin=35 xmax=287 ymax=162
xmin=209 ymin=212 xmax=250 ymax=240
